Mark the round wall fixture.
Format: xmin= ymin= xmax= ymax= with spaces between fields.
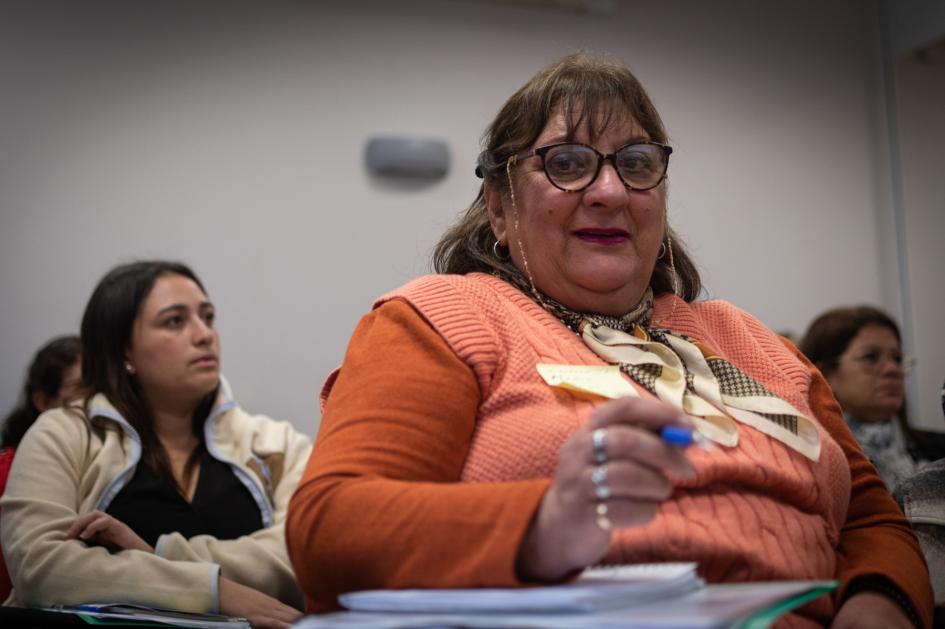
xmin=365 ymin=136 xmax=450 ymax=179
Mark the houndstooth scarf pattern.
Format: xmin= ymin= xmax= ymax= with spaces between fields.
xmin=500 ymin=270 xmax=821 ymax=460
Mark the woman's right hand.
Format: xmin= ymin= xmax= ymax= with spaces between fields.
xmin=218 ymin=577 xmax=301 ymax=629
xmin=516 ymin=396 xmax=696 ymax=582
xmin=65 ymin=510 xmax=154 ymax=553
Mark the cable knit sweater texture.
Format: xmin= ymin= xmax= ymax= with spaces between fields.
xmin=288 ymin=273 xmax=932 ymax=628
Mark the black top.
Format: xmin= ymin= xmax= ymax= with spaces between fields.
xmin=106 ymin=449 xmax=263 ymax=547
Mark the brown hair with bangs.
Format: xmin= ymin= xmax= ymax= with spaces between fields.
xmin=432 ymin=51 xmax=702 ymax=302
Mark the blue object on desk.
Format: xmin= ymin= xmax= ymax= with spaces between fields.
xmin=660 ymin=426 xmax=710 ymax=449
xmin=68 ymin=604 xmax=106 ymax=612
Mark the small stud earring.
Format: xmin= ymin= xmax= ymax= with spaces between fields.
xmin=124 ymin=361 xmax=136 ymax=375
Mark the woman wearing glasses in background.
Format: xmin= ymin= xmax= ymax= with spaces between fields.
xmin=287 ymin=53 xmax=931 ymax=627
xmin=801 ymin=306 xmax=945 ymax=494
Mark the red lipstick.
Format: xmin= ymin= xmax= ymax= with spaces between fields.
xmin=573 ymin=228 xmax=630 ymax=245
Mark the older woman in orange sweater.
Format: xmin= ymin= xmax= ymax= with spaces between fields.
xmin=286 ymin=53 xmax=932 ymax=628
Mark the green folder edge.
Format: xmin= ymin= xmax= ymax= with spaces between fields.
xmin=736 ymin=581 xmax=838 ymax=629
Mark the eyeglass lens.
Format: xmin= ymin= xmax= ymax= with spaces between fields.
xmin=541 ymin=143 xmax=668 ymax=192
xmin=852 ymin=351 xmax=916 ymax=373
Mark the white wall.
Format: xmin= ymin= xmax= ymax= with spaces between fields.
xmin=0 ymin=0 xmax=923 ymax=436
xmin=895 ymin=39 xmax=945 ymax=430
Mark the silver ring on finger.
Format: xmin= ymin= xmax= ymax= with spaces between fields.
xmin=592 ymin=427 xmax=608 ymax=465
xmin=590 ymin=460 xmax=612 ymax=531
xmin=596 ymin=502 xmax=612 ymax=531
xmin=591 ymin=464 xmax=611 ymax=500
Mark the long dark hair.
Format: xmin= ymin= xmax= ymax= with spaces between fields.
xmin=80 ymin=260 xmax=215 ymax=491
xmin=1 ymin=335 xmax=81 ymax=449
xmin=433 ymin=51 xmax=702 ymax=302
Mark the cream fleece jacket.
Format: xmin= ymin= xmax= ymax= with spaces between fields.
xmin=1 ymin=378 xmax=310 ymax=612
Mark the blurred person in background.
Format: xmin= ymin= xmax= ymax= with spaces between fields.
xmin=1 ymin=334 xmax=82 ymax=482
xmin=0 ymin=334 xmax=81 ymax=600
xmin=801 ymin=305 xmax=945 ymax=493
xmin=893 ymin=380 xmax=945 ymax=623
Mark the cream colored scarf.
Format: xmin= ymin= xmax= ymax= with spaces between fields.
xmin=508 ymin=276 xmax=820 ymax=461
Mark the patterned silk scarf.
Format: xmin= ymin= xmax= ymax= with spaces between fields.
xmin=501 ymin=272 xmax=821 ymax=461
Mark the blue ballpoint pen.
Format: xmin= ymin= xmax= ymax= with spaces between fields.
xmin=69 ymin=604 xmax=109 ymax=612
xmin=660 ymin=425 xmax=713 ymax=450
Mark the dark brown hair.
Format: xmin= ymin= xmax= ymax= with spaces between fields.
xmin=1 ymin=335 xmax=81 ymax=448
xmin=799 ymin=305 xmax=900 ymax=376
xmin=799 ymin=305 xmax=931 ymax=444
xmin=80 ymin=260 xmax=214 ymax=494
xmin=432 ymin=51 xmax=702 ymax=302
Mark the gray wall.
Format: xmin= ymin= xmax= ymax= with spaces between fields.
xmin=1 ymin=0 xmax=938 ymax=434
xmin=886 ymin=0 xmax=945 ymax=56
xmin=894 ymin=38 xmax=945 ymax=432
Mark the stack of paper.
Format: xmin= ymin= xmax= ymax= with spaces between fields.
xmin=292 ymin=564 xmax=837 ymax=629
xmin=339 ymin=562 xmax=701 ymax=613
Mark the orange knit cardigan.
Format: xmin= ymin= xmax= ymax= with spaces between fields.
xmin=287 ymin=273 xmax=932 ymax=627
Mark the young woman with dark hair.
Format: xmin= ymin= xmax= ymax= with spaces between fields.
xmin=1 ymin=261 xmax=310 ymax=629
xmin=1 ymin=335 xmax=81 ymax=451
xmin=0 ymin=334 xmax=81 ymax=600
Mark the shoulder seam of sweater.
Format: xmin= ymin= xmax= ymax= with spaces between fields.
xmin=378 ymin=274 xmax=502 ymax=400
